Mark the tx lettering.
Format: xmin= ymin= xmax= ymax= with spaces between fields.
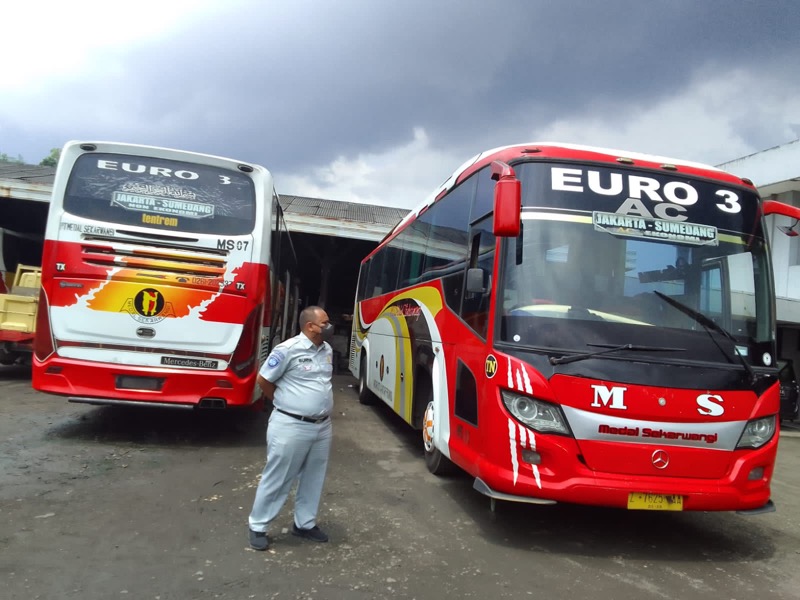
xmin=590 ymin=385 xmax=627 ymax=410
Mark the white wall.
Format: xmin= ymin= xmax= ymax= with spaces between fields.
xmin=718 ymin=141 xmax=800 ymax=325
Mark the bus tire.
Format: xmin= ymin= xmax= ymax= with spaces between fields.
xmin=358 ymin=355 xmax=377 ymax=405
xmin=422 ymin=389 xmax=456 ymax=476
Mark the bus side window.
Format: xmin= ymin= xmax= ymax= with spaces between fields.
xmin=460 ymin=216 xmax=495 ymax=339
xmin=471 ymin=166 xmax=495 ymax=222
xmin=397 ymin=220 xmax=428 ymax=289
xmin=365 ymin=252 xmax=385 ymax=297
xmin=423 ymin=178 xmax=473 ymax=310
xmin=381 ymin=247 xmax=402 ymax=294
xmin=356 ymin=259 xmax=369 ymax=301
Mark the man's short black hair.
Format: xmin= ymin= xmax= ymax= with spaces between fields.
xmin=299 ymin=305 xmax=323 ymax=328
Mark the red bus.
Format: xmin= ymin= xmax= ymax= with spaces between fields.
xmin=351 ymin=142 xmax=797 ymax=513
xmin=33 ymin=141 xmax=297 ymax=409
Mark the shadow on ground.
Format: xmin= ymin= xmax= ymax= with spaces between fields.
xmin=48 ymin=403 xmax=268 ymax=449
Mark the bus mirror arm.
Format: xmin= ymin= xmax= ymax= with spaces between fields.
xmin=763 ymin=200 xmax=800 ymax=237
xmin=491 ymin=160 xmax=521 ymax=238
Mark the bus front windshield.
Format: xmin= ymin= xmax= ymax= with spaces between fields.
xmin=498 ymin=164 xmax=774 ymax=367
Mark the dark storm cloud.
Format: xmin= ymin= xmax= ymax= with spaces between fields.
xmin=2 ymin=0 xmax=799 ymax=175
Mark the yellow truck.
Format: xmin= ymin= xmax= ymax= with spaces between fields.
xmin=0 ymin=264 xmax=41 ymax=365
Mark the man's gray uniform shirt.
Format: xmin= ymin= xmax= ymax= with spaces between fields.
xmin=260 ymin=333 xmax=333 ymax=419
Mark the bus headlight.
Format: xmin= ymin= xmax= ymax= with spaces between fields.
xmin=736 ymin=415 xmax=777 ymax=449
xmin=501 ymin=391 xmax=570 ymax=435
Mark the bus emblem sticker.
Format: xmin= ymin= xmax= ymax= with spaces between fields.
xmin=121 ymin=288 xmax=176 ymax=324
xmin=485 ymin=355 xmax=498 ymax=379
xmin=136 ymin=288 xmax=164 ymax=317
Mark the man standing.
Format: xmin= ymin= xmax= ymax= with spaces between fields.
xmin=248 ymin=305 xmax=335 ymax=551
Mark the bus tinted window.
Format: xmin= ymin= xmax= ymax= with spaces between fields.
xmin=396 ymin=220 xmax=429 ymax=289
xmin=460 ymin=215 xmax=495 ymax=339
xmin=471 ymin=167 xmax=495 ymax=223
xmin=64 ymin=153 xmax=256 ymax=235
xmin=417 ymin=180 xmax=472 ymax=282
xmin=365 ymin=252 xmax=386 ymax=297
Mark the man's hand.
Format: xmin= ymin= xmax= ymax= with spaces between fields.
xmin=257 ymin=375 xmax=277 ymax=401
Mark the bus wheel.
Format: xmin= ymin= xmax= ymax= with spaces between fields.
xmin=358 ymin=356 xmax=377 ymax=405
xmin=0 ymin=349 xmax=20 ymax=365
xmin=423 ymin=399 xmax=455 ymax=476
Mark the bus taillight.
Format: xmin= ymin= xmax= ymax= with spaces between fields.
xmin=231 ymin=306 xmax=262 ymax=376
xmin=33 ymin=289 xmax=55 ymax=361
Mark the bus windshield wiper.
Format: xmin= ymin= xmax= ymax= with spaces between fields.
xmin=549 ymin=343 xmax=685 ymax=365
xmin=653 ymin=291 xmax=758 ymax=383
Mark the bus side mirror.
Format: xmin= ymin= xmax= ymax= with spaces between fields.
xmin=466 ymin=268 xmax=486 ymax=293
xmin=491 ymin=160 xmax=521 ymax=237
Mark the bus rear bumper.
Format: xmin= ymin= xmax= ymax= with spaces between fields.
xmin=67 ymin=396 xmax=196 ymax=410
xmin=32 ymin=356 xmax=258 ymax=409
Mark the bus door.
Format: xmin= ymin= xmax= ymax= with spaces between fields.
xmin=452 ymin=215 xmax=496 ymax=453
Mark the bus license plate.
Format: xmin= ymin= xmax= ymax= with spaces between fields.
xmin=627 ymin=493 xmax=684 ymax=511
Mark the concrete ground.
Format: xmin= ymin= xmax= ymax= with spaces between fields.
xmin=1 ymin=365 xmax=799 ymax=600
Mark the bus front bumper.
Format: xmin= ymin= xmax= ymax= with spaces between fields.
xmin=469 ymin=436 xmax=778 ymax=513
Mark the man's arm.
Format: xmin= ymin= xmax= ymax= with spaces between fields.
xmin=257 ymin=375 xmax=277 ymax=401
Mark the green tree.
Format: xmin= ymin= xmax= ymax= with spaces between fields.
xmin=39 ymin=148 xmax=61 ymax=167
xmin=0 ymin=152 xmax=24 ymax=164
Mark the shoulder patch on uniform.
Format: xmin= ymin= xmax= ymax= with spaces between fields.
xmin=267 ymin=349 xmax=285 ymax=368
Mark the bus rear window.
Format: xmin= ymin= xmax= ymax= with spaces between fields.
xmin=63 ymin=153 xmax=256 ymax=235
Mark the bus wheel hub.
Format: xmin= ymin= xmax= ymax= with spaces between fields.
xmin=423 ymin=401 xmax=435 ymax=452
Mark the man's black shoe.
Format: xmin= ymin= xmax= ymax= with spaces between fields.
xmin=291 ymin=524 xmax=329 ymax=543
xmin=249 ymin=529 xmax=269 ymax=551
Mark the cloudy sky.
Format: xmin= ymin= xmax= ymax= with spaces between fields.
xmin=2 ymin=0 xmax=799 ymax=209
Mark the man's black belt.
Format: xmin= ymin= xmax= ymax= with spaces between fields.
xmin=275 ymin=407 xmax=329 ymax=424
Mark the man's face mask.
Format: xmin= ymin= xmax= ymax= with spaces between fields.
xmin=320 ymin=323 xmax=334 ymax=342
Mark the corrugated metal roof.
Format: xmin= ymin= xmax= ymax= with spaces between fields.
xmin=0 ymin=163 xmax=56 ymax=184
xmin=279 ymin=195 xmax=408 ymax=242
xmin=280 ymin=194 xmax=406 ymax=225
xmin=0 ymin=163 xmax=56 ymax=202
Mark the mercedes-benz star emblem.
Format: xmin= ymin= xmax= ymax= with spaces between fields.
xmin=651 ymin=449 xmax=670 ymax=469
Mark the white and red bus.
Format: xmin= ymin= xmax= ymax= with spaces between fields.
xmin=351 ymin=142 xmax=799 ymax=513
xmin=33 ymin=141 xmax=297 ymax=409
